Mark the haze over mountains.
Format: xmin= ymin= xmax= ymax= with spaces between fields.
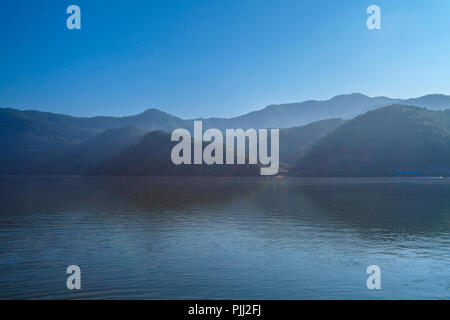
xmin=93 ymin=131 xmax=260 ymax=177
xmin=4 ymin=93 xmax=450 ymax=132
xmin=295 ymin=105 xmax=450 ymax=177
xmin=1 ymin=93 xmax=449 ymax=176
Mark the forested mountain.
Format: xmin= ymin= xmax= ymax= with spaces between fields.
xmin=1 ymin=93 xmax=449 ymax=176
xmin=279 ymin=118 xmax=345 ymax=165
xmin=42 ymin=126 xmax=145 ymax=174
xmin=92 ymin=131 xmax=260 ymax=176
xmin=0 ymin=108 xmax=184 ymax=173
xmin=294 ymin=105 xmax=450 ymax=177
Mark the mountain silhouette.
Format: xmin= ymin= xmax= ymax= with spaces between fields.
xmin=279 ymin=118 xmax=345 ymax=167
xmin=294 ymin=105 xmax=450 ymax=177
xmin=1 ymin=93 xmax=449 ymax=176
xmin=92 ymin=131 xmax=260 ymax=176
xmin=42 ymin=126 xmax=145 ymax=174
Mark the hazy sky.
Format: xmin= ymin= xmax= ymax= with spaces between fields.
xmin=1 ymin=0 xmax=450 ymax=118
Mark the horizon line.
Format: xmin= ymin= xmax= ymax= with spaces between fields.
xmin=2 ymin=92 xmax=450 ymax=120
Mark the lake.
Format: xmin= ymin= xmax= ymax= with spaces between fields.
xmin=0 ymin=176 xmax=449 ymax=299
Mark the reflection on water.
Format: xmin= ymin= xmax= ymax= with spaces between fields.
xmin=0 ymin=176 xmax=449 ymax=299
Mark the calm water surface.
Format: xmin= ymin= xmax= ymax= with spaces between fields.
xmin=0 ymin=176 xmax=449 ymax=299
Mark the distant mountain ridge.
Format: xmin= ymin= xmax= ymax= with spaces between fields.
xmin=0 ymin=107 xmax=187 ymax=132
xmin=195 ymin=93 xmax=450 ymax=130
xmin=1 ymin=93 xmax=450 ymax=176
xmin=3 ymin=93 xmax=450 ymax=133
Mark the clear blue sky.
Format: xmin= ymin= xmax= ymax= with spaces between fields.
xmin=1 ymin=0 xmax=450 ymax=118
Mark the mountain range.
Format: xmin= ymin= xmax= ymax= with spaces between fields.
xmin=1 ymin=93 xmax=449 ymax=176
